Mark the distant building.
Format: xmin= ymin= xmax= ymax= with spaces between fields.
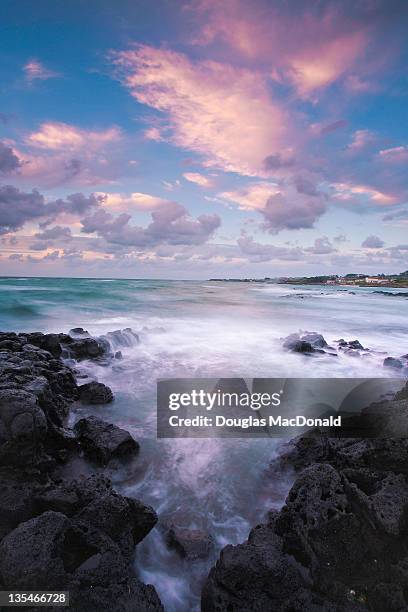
xmin=365 ymin=277 xmax=389 ymax=284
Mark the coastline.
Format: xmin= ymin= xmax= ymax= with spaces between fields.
xmin=1 ymin=326 xmax=408 ymax=611
xmin=0 ymin=329 xmax=163 ymax=611
xmin=202 ymin=383 xmax=408 ymax=611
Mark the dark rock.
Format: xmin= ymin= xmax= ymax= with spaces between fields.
xmin=79 ymin=381 xmax=114 ymax=404
xmin=395 ymin=382 xmax=408 ymax=400
xmin=76 ymin=491 xmax=157 ymax=557
xmin=301 ymin=332 xmax=328 ymax=348
xmin=0 ymin=389 xmax=47 ymax=466
xmin=383 ymin=356 xmax=404 ymax=369
xmin=73 ymin=473 xmax=113 ymax=504
xmin=63 ymin=337 xmax=109 ymax=360
xmin=291 ymin=340 xmax=314 ymax=353
xmin=283 ymin=334 xmax=314 ymax=353
xmin=336 ymin=339 xmax=366 ymax=351
xmin=74 ymin=416 xmax=139 ymax=464
xmin=26 ymin=333 xmax=63 ymax=357
xmin=0 ymin=511 xmax=70 ymax=589
xmin=283 ymin=332 xmax=331 ymax=355
xmin=0 ymin=330 xmax=162 ymax=611
xmin=166 ymin=526 xmax=213 ymax=559
xmin=347 ymin=340 xmax=364 ymax=350
xmin=0 ymin=510 xmax=163 ymax=611
xmin=74 ymin=577 xmax=164 ymax=612
xmin=201 ymin=521 xmax=349 ymax=612
xmin=35 ymin=484 xmax=80 ymax=516
xmin=0 ymin=340 xmax=21 ymax=351
xmin=0 ymin=468 xmax=42 ymax=536
xmin=69 ymin=327 xmax=89 ymax=336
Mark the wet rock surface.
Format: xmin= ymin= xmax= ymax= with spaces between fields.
xmin=203 ymin=382 xmax=408 ymax=612
xmin=0 ymin=330 xmax=162 ymax=611
xmin=74 ymin=415 xmax=139 ymax=465
xmin=166 ymin=525 xmax=214 ymax=560
xmin=78 ymin=381 xmax=114 ymax=404
xmin=282 ymin=330 xmax=408 ymax=374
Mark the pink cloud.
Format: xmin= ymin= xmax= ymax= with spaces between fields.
xmin=183 ymin=172 xmax=215 ymax=188
xmin=188 ymin=0 xmax=374 ymax=97
xmin=331 ymin=182 xmax=396 ymax=207
xmin=112 ymin=45 xmax=289 ymax=176
xmin=23 ymin=59 xmax=59 ymax=82
xmin=219 ymin=179 xmax=327 ymax=232
xmin=220 ymin=182 xmax=280 ymax=211
xmin=378 ymin=146 xmax=408 ymax=164
xmin=101 ymin=191 xmax=173 ymax=211
xmin=26 ymin=122 xmax=122 ymax=152
xmin=288 ymin=32 xmax=367 ymax=97
xmin=347 ymin=129 xmax=378 ymax=153
xmin=12 ymin=122 xmax=125 ymax=187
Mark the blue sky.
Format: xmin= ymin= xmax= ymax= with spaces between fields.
xmin=1 ymin=0 xmax=408 ymax=278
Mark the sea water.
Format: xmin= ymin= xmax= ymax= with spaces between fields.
xmin=0 ymin=277 xmax=407 ymax=611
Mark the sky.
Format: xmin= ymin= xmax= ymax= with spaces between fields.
xmin=0 ymin=0 xmax=408 ymax=279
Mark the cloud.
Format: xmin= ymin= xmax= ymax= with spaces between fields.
xmin=17 ymin=152 xmax=113 ymax=188
xmin=16 ymin=122 xmax=125 ymax=187
xmin=293 ymin=175 xmax=320 ymax=197
xmin=0 ymin=142 xmax=22 ymax=175
xmin=26 ymin=122 xmax=122 ymax=151
xmin=0 ymin=185 xmax=102 ymax=234
xmin=334 ymin=234 xmax=347 ymax=243
xmin=237 ymin=234 xmax=303 ymax=262
xmin=102 ymin=192 xmax=172 ymax=211
xmin=34 ymin=226 xmax=72 ymax=240
xmin=344 ymin=74 xmax=378 ymax=93
xmin=183 ymin=172 xmax=215 ymax=187
xmin=305 ymin=236 xmax=336 ymax=254
xmin=347 ymin=129 xmax=377 ymax=153
xmin=27 ymin=250 xmax=60 ymax=263
xmin=189 ymin=0 xmax=387 ymax=97
xmin=362 ymin=235 xmax=385 ymax=248
xmin=63 ymin=158 xmax=82 ymax=181
xmin=0 ymin=185 xmax=47 ymax=234
xmin=378 ymin=146 xmax=408 ymax=164
xmin=219 ymin=182 xmax=280 ymax=211
xmin=331 ymin=182 xmax=395 ymax=208
xmin=319 ymin=120 xmax=348 ymax=136
xmin=45 ymin=192 xmax=104 ymax=218
xmin=262 ymin=191 xmax=326 ymax=232
xmin=220 ymin=180 xmax=326 ymax=232
xmin=23 ymin=59 xmax=59 ymax=82
xmin=112 ymin=45 xmax=288 ymax=176
xmin=42 ymin=250 xmax=60 ymax=261
xmin=81 ymin=201 xmax=221 ymax=247
xmin=288 ymin=32 xmax=367 ymax=97
xmin=161 ymin=179 xmax=181 ymax=192
xmin=263 ymin=152 xmax=296 ymax=170
xmin=383 ymin=209 xmax=408 ymax=222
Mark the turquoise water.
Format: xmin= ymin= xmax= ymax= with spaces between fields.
xmin=1 ymin=276 xmax=407 ymax=611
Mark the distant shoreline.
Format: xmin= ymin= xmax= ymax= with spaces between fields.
xmin=1 ymin=275 xmax=408 ymax=288
xmin=209 ymin=278 xmax=408 ymax=289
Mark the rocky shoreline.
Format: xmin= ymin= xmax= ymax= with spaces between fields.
xmin=202 ymin=382 xmax=408 ymax=612
xmin=0 ymin=329 xmax=163 ymax=611
xmin=282 ymin=330 xmax=408 ymax=373
xmin=1 ymin=327 xmax=408 ymax=611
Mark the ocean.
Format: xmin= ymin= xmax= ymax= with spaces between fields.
xmin=0 ymin=276 xmax=407 ymax=611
